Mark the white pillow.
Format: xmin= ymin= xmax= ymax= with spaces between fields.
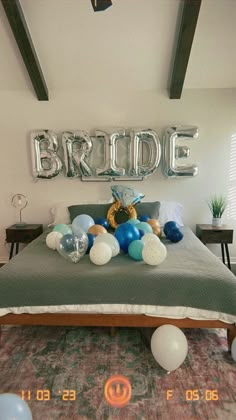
xmin=158 ymin=201 xmax=184 ymax=227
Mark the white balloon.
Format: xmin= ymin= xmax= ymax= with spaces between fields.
xmin=231 ymin=336 xmax=236 ymax=362
xmin=142 ymin=241 xmax=167 ymax=266
xmin=0 ymin=393 xmax=32 ymax=420
xmin=46 ymin=231 xmax=63 ymax=250
xmin=90 ymin=242 xmax=112 ymax=265
xmin=151 ymin=325 xmax=188 ymax=371
xmin=94 ymin=233 xmax=120 ymax=257
xmin=142 ymin=233 xmax=160 ymax=245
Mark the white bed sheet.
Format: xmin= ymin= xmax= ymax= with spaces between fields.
xmin=1 ymin=304 xmax=236 ymax=324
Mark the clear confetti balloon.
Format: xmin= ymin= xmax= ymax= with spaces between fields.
xmin=57 ymin=230 xmax=88 ymax=263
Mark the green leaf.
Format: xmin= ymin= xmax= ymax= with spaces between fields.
xmin=207 ymin=195 xmax=227 ymax=218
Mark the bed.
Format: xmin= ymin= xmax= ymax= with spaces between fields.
xmin=0 ymin=224 xmax=236 ymax=350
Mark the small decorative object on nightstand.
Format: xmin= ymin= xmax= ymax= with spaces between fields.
xmin=207 ymin=195 xmax=227 ymax=227
xmin=11 ymin=193 xmax=28 ymax=227
xmin=6 ymin=224 xmax=43 ymax=260
xmin=196 ymin=224 xmax=233 ymax=270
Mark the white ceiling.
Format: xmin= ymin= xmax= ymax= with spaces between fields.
xmin=0 ymin=0 xmax=236 ymax=93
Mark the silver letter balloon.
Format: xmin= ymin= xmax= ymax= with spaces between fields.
xmin=129 ymin=129 xmax=161 ymax=177
xmin=95 ymin=129 xmax=126 ymax=178
xmin=31 ymin=130 xmax=63 ymax=179
xmin=62 ymin=131 xmax=93 ymax=178
xmin=163 ymin=126 xmax=199 ymax=178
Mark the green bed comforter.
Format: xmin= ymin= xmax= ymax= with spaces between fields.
xmin=0 ymin=227 xmax=236 ymax=316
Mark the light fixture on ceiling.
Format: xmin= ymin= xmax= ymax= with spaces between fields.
xmin=11 ymin=193 xmax=28 ymax=227
xmin=90 ymin=0 xmax=112 ymax=12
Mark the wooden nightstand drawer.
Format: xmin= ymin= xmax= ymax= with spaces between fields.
xmin=196 ymin=224 xmax=233 ymax=244
xmin=196 ymin=224 xmax=234 ymax=270
xmin=198 ymin=229 xmax=233 ymax=244
xmin=6 ymin=224 xmax=43 ymax=243
xmin=6 ymin=224 xmax=43 ymax=259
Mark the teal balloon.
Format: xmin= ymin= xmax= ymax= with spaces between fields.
xmin=0 ymin=393 xmax=32 ymax=420
xmin=136 ymin=222 xmax=153 ymax=234
xmin=127 ymin=218 xmax=140 ymax=225
xmin=128 ymin=240 xmax=144 ymax=261
xmin=53 ymin=224 xmax=72 ymax=235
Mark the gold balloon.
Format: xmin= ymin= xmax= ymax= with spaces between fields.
xmin=147 ymin=219 xmax=161 ymax=237
xmin=107 ymin=200 xmax=137 ymax=229
xmin=88 ymin=225 xmax=107 ymax=236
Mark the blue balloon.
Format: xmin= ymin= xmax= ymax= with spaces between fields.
xmin=0 ymin=393 xmax=32 ymax=420
xmin=139 ymin=215 xmax=150 ymax=222
xmin=86 ymin=233 xmax=95 ymax=253
xmin=72 ymin=214 xmax=94 ymax=233
xmin=163 ymin=221 xmax=180 ymax=236
xmin=94 ymin=217 xmax=109 ymax=229
xmin=167 ymin=228 xmax=183 ymax=243
xmin=114 ymin=222 xmax=140 ymax=253
xmin=128 ymin=240 xmax=144 ymax=261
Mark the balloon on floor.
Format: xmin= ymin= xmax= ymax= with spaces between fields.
xmin=151 ymin=325 xmax=188 ymax=371
xmin=0 ymin=393 xmax=32 ymax=420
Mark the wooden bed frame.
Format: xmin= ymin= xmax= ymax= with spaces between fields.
xmin=0 ymin=313 xmax=236 ymax=351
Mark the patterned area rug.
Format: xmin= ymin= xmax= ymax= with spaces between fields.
xmin=0 ymin=326 xmax=236 ymax=420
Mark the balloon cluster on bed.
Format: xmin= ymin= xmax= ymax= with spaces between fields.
xmin=46 ymin=186 xmax=183 ymax=265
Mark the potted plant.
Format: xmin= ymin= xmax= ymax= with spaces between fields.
xmin=207 ymin=195 xmax=227 ymax=227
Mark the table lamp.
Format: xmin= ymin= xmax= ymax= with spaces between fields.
xmin=11 ymin=194 xmax=28 ymax=227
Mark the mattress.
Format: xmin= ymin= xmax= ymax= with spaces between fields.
xmin=0 ymin=227 xmax=236 ymax=322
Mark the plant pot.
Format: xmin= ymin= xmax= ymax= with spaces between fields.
xmin=212 ymin=217 xmax=222 ymax=227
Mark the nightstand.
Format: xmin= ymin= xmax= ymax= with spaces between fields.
xmin=6 ymin=224 xmax=43 ymax=259
xmin=196 ymin=224 xmax=233 ymax=270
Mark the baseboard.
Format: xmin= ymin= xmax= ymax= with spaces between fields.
xmin=0 ymin=257 xmax=9 ymax=264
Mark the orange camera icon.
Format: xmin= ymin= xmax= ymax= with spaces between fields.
xmin=104 ymin=375 xmax=132 ymax=408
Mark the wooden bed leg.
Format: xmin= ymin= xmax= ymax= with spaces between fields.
xmin=110 ymin=327 xmax=116 ymax=337
xmin=227 ymin=326 xmax=236 ymax=352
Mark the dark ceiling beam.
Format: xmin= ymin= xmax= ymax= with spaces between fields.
xmin=90 ymin=0 xmax=112 ymax=12
xmin=1 ymin=0 xmax=48 ymax=101
xmin=169 ymin=0 xmax=202 ymax=99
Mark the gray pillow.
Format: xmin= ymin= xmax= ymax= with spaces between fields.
xmin=136 ymin=201 xmax=160 ymax=220
xmin=68 ymin=201 xmax=160 ymax=224
xmin=68 ymin=204 xmax=111 ymax=223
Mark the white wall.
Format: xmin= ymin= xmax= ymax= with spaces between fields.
xmin=1 ymin=88 xmax=236 ymax=262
